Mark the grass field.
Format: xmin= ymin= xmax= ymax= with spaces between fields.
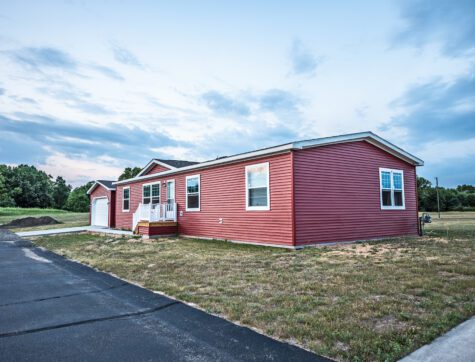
xmin=421 ymin=211 xmax=475 ymax=233
xmin=33 ymin=212 xmax=475 ymax=361
xmin=0 ymin=207 xmax=89 ymax=231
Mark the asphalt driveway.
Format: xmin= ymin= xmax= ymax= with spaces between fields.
xmin=0 ymin=230 xmax=327 ymax=361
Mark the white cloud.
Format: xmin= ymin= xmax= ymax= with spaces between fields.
xmin=38 ymin=152 xmax=123 ymax=187
xmin=0 ymin=1 xmax=473 ymax=186
xmin=418 ymin=138 xmax=475 ymax=164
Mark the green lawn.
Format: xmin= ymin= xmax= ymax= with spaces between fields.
xmin=33 ymin=212 xmax=475 ymax=361
xmin=0 ymin=207 xmax=89 ymax=231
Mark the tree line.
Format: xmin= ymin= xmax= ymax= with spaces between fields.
xmin=0 ymin=164 xmax=142 ymax=212
xmin=418 ymin=177 xmax=475 ymax=212
xmin=0 ymin=164 xmax=83 ymax=211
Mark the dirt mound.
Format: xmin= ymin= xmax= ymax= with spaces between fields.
xmin=0 ymin=216 xmax=61 ymax=229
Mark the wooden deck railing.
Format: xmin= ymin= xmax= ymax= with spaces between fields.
xmin=133 ymin=202 xmax=177 ymax=231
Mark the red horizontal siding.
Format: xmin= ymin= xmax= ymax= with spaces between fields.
xmin=144 ymin=164 xmax=171 ymax=175
xmin=116 ymin=153 xmax=293 ymax=246
xmin=293 ymin=141 xmax=418 ymax=245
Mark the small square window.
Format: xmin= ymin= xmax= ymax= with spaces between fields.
xmin=143 ymin=183 xmax=160 ymax=205
xmin=379 ymin=168 xmax=405 ymax=210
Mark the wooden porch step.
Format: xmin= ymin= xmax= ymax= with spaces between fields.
xmin=136 ymin=221 xmax=177 ymax=227
xmin=135 ymin=221 xmax=178 ymax=237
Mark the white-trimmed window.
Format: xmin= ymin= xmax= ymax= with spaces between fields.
xmin=379 ymin=168 xmax=405 ymax=209
xmin=143 ymin=182 xmax=160 ymax=205
xmin=246 ymin=162 xmax=270 ymax=211
xmin=186 ymin=175 xmax=200 ymax=211
xmin=122 ymin=187 xmax=130 ymax=212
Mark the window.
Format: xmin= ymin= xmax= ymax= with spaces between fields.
xmin=379 ymin=168 xmax=405 ymax=209
xmin=246 ymin=162 xmax=270 ymax=211
xmin=122 ymin=187 xmax=130 ymax=212
xmin=143 ymin=182 xmax=160 ymax=205
xmin=186 ymin=175 xmax=200 ymax=211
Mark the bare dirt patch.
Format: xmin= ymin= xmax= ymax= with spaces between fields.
xmin=323 ymin=242 xmax=409 ymax=259
xmin=0 ymin=216 xmax=60 ymax=229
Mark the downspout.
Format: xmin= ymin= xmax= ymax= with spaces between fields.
xmin=290 ymin=150 xmax=297 ymax=247
xmin=415 ymin=168 xmax=421 ymax=236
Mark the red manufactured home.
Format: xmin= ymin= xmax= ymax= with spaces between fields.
xmin=87 ymin=132 xmax=424 ymax=248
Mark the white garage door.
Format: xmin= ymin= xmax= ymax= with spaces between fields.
xmin=92 ymin=198 xmax=109 ymax=227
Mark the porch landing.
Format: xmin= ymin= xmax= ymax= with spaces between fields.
xmin=135 ymin=221 xmax=178 ymax=238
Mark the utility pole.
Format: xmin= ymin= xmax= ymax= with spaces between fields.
xmin=435 ymin=177 xmax=440 ymax=219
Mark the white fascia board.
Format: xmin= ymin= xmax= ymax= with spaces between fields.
xmin=294 ymin=132 xmax=424 ymax=166
xmin=113 ymin=143 xmax=294 ymax=186
xmin=136 ymin=160 xmax=177 ymax=177
xmin=86 ymin=181 xmax=115 ymax=195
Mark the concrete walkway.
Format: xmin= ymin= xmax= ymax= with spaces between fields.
xmin=400 ymin=316 xmax=475 ymax=362
xmin=16 ymin=226 xmax=133 ymax=237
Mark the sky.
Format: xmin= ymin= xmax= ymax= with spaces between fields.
xmin=0 ymin=0 xmax=474 ymax=187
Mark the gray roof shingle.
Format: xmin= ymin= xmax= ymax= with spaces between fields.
xmin=97 ymin=180 xmax=116 ymax=189
xmin=154 ymin=159 xmax=200 ymax=168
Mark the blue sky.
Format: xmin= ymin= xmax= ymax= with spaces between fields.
xmin=0 ymin=0 xmax=474 ymax=187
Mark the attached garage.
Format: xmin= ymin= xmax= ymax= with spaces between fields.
xmin=92 ymin=197 xmax=109 ymax=227
xmin=87 ymin=180 xmax=116 ymax=228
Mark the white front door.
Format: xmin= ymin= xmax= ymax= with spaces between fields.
xmin=92 ymin=198 xmax=108 ymax=227
xmin=166 ymin=180 xmax=175 ymax=219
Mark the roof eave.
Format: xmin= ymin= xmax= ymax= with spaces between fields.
xmin=294 ymin=132 xmax=424 ymax=166
xmin=87 ymin=181 xmax=116 ymax=194
xmin=113 ymin=132 xmax=424 ymax=186
xmin=113 ymin=143 xmax=294 ymax=186
xmin=135 ymin=160 xmax=177 ymax=177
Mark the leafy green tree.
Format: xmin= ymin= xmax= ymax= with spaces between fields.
xmin=118 ymin=167 xmax=142 ymax=181
xmin=53 ymin=176 xmax=72 ymax=209
xmin=467 ymin=193 xmax=475 ymax=207
xmin=417 ymin=177 xmax=475 ymax=211
xmin=443 ymin=189 xmax=460 ymax=211
xmin=4 ymin=165 xmax=54 ymax=208
xmin=417 ymin=177 xmax=434 ymax=211
xmin=65 ymin=181 xmax=94 ymax=212
xmin=417 ymin=177 xmax=432 ymax=189
xmin=0 ymin=168 xmax=15 ymax=207
xmin=456 ymin=184 xmax=475 ymax=192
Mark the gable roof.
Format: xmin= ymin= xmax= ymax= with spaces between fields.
xmin=87 ymin=180 xmax=116 ymax=194
xmin=114 ymin=132 xmax=424 ymax=186
xmin=136 ymin=159 xmax=200 ymax=177
xmin=154 ymin=159 xmax=200 ymax=168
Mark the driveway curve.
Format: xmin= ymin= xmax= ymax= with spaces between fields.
xmin=0 ymin=229 xmax=329 ymax=361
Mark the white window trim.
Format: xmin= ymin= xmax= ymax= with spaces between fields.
xmin=142 ymin=181 xmax=161 ymax=205
xmin=186 ymin=174 xmax=200 ymax=211
xmin=122 ymin=186 xmax=130 ymax=212
xmin=245 ymin=162 xmax=270 ymax=211
xmin=379 ymin=168 xmax=405 ymax=210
